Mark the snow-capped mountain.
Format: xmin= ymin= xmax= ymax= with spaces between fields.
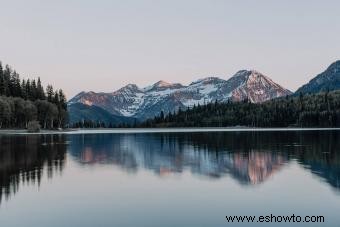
xmin=69 ymin=70 xmax=292 ymax=120
xmin=226 ymin=70 xmax=292 ymax=102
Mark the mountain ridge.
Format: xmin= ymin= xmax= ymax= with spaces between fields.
xmin=296 ymin=60 xmax=340 ymax=94
xmin=69 ymin=69 xmax=292 ymax=120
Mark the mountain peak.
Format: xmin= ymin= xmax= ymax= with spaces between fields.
xmin=232 ymin=70 xmax=264 ymax=78
xmin=233 ymin=70 xmax=248 ymax=76
xmin=144 ymin=80 xmax=184 ymax=92
xmin=231 ymin=70 xmax=278 ymax=87
xmin=226 ymin=69 xmax=291 ymax=103
xmin=113 ymin=84 xmax=142 ymax=96
xmin=118 ymin=84 xmax=140 ymax=91
xmin=153 ymin=80 xmax=172 ymax=87
xmin=125 ymin=83 xmax=139 ymax=89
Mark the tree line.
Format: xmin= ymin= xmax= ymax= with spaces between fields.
xmin=71 ymin=120 xmax=137 ymax=128
xmin=0 ymin=61 xmax=67 ymax=129
xmin=139 ymin=91 xmax=340 ymax=128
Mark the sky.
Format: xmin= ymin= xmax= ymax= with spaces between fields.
xmin=0 ymin=0 xmax=340 ymax=98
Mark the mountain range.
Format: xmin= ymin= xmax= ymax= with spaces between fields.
xmin=68 ymin=60 xmax=340 ymax=125
xmin=68 ymin=70 xmax=291 ymax=124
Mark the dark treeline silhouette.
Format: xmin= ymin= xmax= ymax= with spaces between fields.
xmin=71 ymin=120 xmax=107 ymax=128
xmin=140 ymin=90 xmax=340 ymax=128
xmin=0 ymin=61 xmax=67 ymax=129
xmin=71 ymin=120 xmax=137 ymax=129
xmin=0 ymin=134 xmax=67 ymax=204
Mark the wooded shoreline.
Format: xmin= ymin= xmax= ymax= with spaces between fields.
xmin=1 ymin=127 xmax=340 ymax=135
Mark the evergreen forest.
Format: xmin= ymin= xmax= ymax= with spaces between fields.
xmin=0 ymin=61 xmax=67 ymax=129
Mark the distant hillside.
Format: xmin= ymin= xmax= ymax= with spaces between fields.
xmin=68 ymin=103 xmax=136 ymax=126
xmin=296 ymin=60 xmax=340 ymax=94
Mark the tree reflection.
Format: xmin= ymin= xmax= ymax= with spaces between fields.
xmin=0 ymin=135 xmax=67 ymax=204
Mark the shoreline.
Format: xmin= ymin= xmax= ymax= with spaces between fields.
xmin=1 ymin=127 xmax=340 ymax=135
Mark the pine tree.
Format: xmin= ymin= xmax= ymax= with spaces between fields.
xmin=160 ymin=110 xmax=164 ymax=121
xmin=3 ymin=65 xmax=12 ymax=96
xmin=46 ymin=85 xmax=54 ymax=102
xmin=30 ymin=79 xmax=37 ymax=100
xmin=21 ymin=80 xmax=27 ymax=99
xmin=37 ymin=77 xmax=45 ymax=100
xmin=53 ymin=91 xmax=59 ymax=105
xmin=0 ymin=62 xmax=4 ymax=95
xmin=11 ymin=71 xmax=22 ymax=97
xmin=58 ymin=89 xmax=67 ymax=110
xmin=25 ymin=79 xmax=31 ymax=100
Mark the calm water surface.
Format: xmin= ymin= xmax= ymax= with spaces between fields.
xmin=0 ymin=131 xmax=340 ymax=227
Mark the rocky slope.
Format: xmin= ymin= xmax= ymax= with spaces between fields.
xmin=296 ymin=60 xmax=340 ymax=94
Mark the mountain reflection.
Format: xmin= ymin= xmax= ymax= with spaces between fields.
xmin=68 ymin=131 xmax=340 ymax=189
xmin=0 ymin=135 xmax=67 ymax=204
xmin=70 ymin=134 xmax=288 ymax=183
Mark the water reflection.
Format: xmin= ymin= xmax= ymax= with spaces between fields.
xmin=68 ymin=131 xmax=340 ymax=189
xmin=0 ymin=135 xmax=67 ymax=204
xmin=1 ymin=131 xmax=340 ymax=206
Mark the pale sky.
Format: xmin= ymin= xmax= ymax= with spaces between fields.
xmin=0 ymin=0 xmax=339 ymax=98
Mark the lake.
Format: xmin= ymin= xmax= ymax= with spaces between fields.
xmin=0 ymin=130 xmax=340 ymax=226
